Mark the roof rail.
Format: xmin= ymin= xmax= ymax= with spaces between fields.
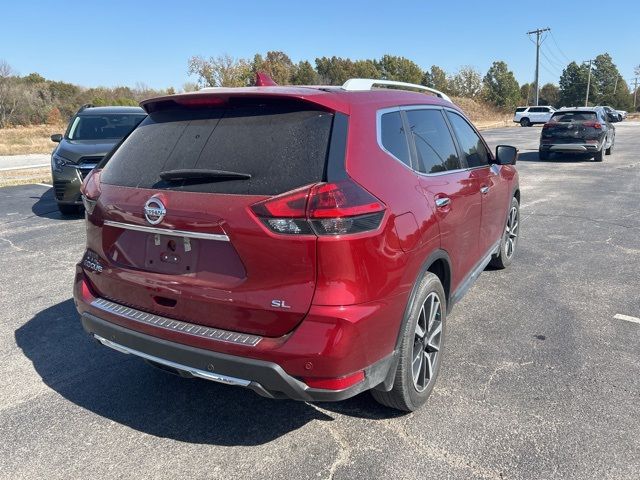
xmin=76 ymin=103 xmax=95 ymax=114
xmin=342 ymin=78 xmax=452 ymax=103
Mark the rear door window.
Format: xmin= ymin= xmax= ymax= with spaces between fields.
xmin=446 ymin=111 xmax=490 ymax=168
xmin=101 ymin=102 xmax=334 ymax=195
xmin=380 ymin=111 xmax=411 ymax=167
xmin=405 ymin=109 xmax=460 ymax=174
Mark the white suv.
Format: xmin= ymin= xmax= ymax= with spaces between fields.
xmin=513 ymin=106 xmax=556 ymax=127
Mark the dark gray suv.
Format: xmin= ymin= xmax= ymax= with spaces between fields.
xmin=50 ymin=105 xmax=146 ymax=214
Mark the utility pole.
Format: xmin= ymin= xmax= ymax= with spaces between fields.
xmin=583 ymin=59 xmax=595 ymax=107
xmin=527 ymin=27 xmax=551 ymax=106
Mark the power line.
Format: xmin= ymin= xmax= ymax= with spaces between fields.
xmin=527 ymin=27 xmax=551 ymax=105
xmin=541 ymin=44 xmax=566 ymax=70
xmin=549 ymin=31 xmax=572 ymax=63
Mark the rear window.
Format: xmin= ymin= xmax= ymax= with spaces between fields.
xmin=101 ymin=102 xmax=334 ymax=195
xmin=68 ymin=114 xmax=145 ymax=140
xmin=515 ymin=107 xmax=527 ymax=113
xmin=551 ymin=111 xmax=597 ymax=122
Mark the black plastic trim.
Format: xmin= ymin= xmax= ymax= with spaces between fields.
xmin=80 ymin=312 xmax=395 ymax=402
xmin=325 ymin=112 xmax=349 ymax=182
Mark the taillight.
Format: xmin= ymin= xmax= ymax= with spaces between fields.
xmin=302 ymin=370 xmax=365 ymax=390
xmin=250 ymin=179 xmax=386 ymax=236
xmin=542 ymin=123 xmax=552 ymax=129
xmin=583 ymin=121 xmax=602 ymax=129
xmin=80 ymin=169 xmax=101 ymax=215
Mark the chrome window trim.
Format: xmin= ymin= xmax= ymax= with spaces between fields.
xmin=103 ymin=220 xmax=230 ymax=242
xmin=376 ymin=105 xmax=488 ymax=177
xmin=376 ymin=107 xmax=414 ymax=170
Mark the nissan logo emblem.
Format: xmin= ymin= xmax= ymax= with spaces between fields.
xmin=144 ymin=197 xmax=166 ymax=225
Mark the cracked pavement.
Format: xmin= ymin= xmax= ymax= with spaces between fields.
xmin=0 ymin=122 xmax=639 ymax=479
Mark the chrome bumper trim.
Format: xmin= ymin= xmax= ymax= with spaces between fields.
xmin=94 ymin=334 xmax=251 ymax=386
xmin=90 ymin=298 xmax=262 ymax=347
xmin=103 ymin=220 xmax=229 ymax=242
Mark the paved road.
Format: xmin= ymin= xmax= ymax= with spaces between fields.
xmin=0 ymin=153 xmax=50 ymax=171
xmin=1 ymin=123 xmax=639 ymax=479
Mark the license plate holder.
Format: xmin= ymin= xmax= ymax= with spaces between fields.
xmin=145 ymin=233 xmax=199 ymax=274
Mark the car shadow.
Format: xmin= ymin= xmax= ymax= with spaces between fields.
xmin=30 ymin=187 xmax=83 ymax=220
xmin=517 ymin=151 xmax=594 ymax=163
xmin=15 ymin=299 xmax=402 ymax=446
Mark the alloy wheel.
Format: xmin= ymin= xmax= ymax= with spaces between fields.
xmin=505 ymin=205 xmax=519 ymax=259
xmin=412 ymin=292 xmax=443 ymax=392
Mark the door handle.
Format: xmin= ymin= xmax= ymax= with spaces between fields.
xmin=480 ymin=186 xmax=490 ymax=194
xmin=435 ymin=197 xmax=450 ymax=208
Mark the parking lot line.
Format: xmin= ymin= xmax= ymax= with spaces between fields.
xmin=36 ymin=183 xmax=52 ymax=187
xmin=613 ymin=314 xmax=640 ymax=324
xmin=0 ymin=163 xmax=49 ymax=171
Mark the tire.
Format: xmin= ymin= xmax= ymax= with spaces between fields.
xmin=371 ymin=272 xmax=446 ymax=412
xmin=58 ymin=204 xmax=81 ymax=215
xmin=605 ymin=142 xmax=613 ymax=155
xmin=593 ymin=148 xmax=604 ymax=162
xmin=539 ymin=150 xmax=550 ymax=160
xmin=520 ymin=118 xmax=530 ymax=127
xmin=489 ymin=197 xmax=520 ymax=269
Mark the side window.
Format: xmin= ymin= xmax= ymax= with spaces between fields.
xmin=380 ymin=111 xmax=411 ymax=167
xmin=446 ymin=111 xmax=490 ymax=168
xmin=405 ymin=109 xmax=460 ymax=174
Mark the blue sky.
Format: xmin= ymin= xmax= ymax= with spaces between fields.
xmin=2 ymin=0 xmax=638 ymax=90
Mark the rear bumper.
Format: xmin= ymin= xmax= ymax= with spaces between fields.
xmin=540 ymin=143 xmax=600 ymax=153
xmin=74 ymin=267 xmax=405 ymax=401
xmin=80 ymin=312 xmax=395 ymax=401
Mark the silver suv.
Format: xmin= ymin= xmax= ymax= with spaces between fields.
xmin=513 ymin=106 xmax=556 ymax=127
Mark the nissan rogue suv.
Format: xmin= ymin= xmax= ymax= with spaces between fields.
xmin=74 ymin=75 xmax=520 ymax=411
xmin=50 ymin=105 xmax=146 ymax=215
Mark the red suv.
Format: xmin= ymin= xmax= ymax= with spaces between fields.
xmin=74 ymin=76 xmax=520 ymax=411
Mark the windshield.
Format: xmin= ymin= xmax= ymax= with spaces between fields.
xmin=550 ymin=111 xmax=597 ymax=122
xmin=67 ymin=114 xmax=146 ymax=140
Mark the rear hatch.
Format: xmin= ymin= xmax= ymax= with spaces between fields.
xmin=542 ymin=110 xmax=602 ymax=143
xmin=86 ymin=96 xmax=337 ymax=337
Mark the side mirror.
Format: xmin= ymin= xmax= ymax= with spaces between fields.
xmin=51 ymin=133 xmax=63 ymax=142
xmin=495 ymin=145 xmax=518 ymax=165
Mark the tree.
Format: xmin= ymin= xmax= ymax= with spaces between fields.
xmin=0 ymin=60 xmax=19 ymax=127
xmin=450 ymin=66 xmax=483 ymax=99
xmin=291 ymin=61 xmax=318 ymax=85
xmin=258 ymin=51 xmax=294 ymax=85
xmin=539 ymin=83 xmax=559 ymax=107
xmin=378 ymin=55 xmax=422 ymax=84
xmin=422 ymin=65 xmax=449 ymax=93
xmin=520 ymin=83 xmax=532 ymax=105
xmin=353 ymin=59 xmax=381 ymax=79
xmin=592 ymin=53 xmax=624 ymax=107
xmin=315 ymin=56 xmax=356 ymax=85
xmin=187 ymin=54 xmax=252 ymax=87
xmin=482 ymin=61 xmax=520 ymax=108
xmin=559 ymin=62 xmax=589 ymax=107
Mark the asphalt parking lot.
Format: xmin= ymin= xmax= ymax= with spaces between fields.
xmin=1 ymin=123 xmax=639 ymax=480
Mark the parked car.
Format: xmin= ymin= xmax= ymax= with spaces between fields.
xmin=615 ymin=109 xmax=627 ymax=120
xmin=513 ymin=105 xmax=556 ymax=127
xmin=50 ymin=105 xmax=146 ymax=215
xmin=74 ymin=75 xmax=520 ymax=412
xmin=600 ymin=106 xmax=623 ymax=122
xmin=539 ymin=107 xmax=617 ymax=161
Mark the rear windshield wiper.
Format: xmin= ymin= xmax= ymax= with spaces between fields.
xmin=159 ymin=169 xmax=251 ymax=182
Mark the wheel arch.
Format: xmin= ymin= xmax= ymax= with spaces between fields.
xmin=376 ymin=249 xmax=452 ymax=392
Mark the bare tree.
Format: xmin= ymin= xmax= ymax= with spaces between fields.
xmin=0 ymin=60 xmax=19 ymax=127
xmin=187 ymin=54 xmax=252 ymax=87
